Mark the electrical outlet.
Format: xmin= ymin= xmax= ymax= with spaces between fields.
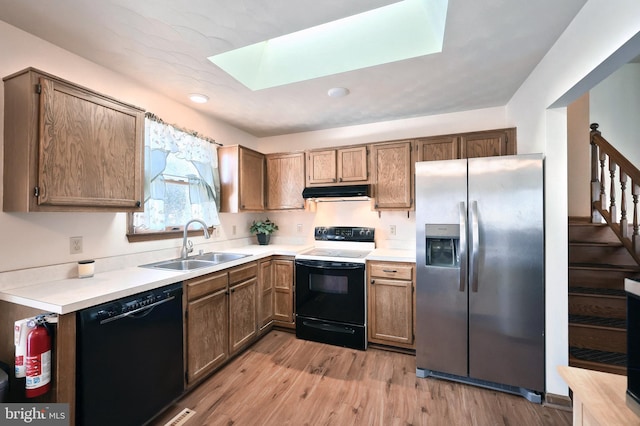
xmin=297 ymin=224 xmax=303 ymax=233
xmin=232 ymin=225 xmax=236 ymax=235
xmin=390 ymin=225 xmax=396 ymax=236
xmin=70 ymin=236 xmax=83 ymax=254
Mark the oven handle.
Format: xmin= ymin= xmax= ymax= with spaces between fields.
xmin=295 ymin=260 xmax=364 ymax=270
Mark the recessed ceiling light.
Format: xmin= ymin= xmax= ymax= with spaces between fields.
xmin=189 ymin=94 xmax=209 ymax=104
xmin=328 ymin=87 xmax=350 ymax=98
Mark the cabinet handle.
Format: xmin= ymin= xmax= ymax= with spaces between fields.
xmin=338 ymin=177 xmax=343 ymax=182
xmin=370 ymin=279 xmax=375 ymax=285
xmin=135 ymin=200 xmax=141 ymax=207
xmin=382 ymin=269 xmax=397 ymax=273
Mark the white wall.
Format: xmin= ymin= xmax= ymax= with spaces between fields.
xmin=0 ymin=21 xmax=260 ymax=273
xmin=507 ymin=0 xmax=640 ymax=396
xmin=590 ymin=63 xmax=640 ymax=165
xmin=567 ymin=92 xmax=591 ymax=218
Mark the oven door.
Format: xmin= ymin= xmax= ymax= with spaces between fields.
xmin=295 ymin=259 xmax=365 ymax=325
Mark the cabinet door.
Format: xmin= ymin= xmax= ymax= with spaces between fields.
xmin=39 ymin=77 xmax=143 ymax=209
xmin=371 ymin=141 xmax=413 ymax=210
xmin=368 ymin=278 xmax=413 ymax=346
xmin=186 ymin=288 xmax=228 ymax=384
xmin=258 ymin=259 xmax=274 ymax=331
xmin=337 ymin=146 xmax=368 ymax=183
xmin=273 ymin=258 xmax=294 ymax=324
xmin=415 ymin=136 xmax=458 ymax=161
xmin=459 ymin=129 xmax=512 ymax=158
xmin=229 ymin=277 xmax=258 ymax=354
xmin=306 ymin=150 xmax=337 ymax=185
xmin=239 ymin=147 xmax=265 ymax=210
xmin=266 ymin=152 xmax=305 ymax=210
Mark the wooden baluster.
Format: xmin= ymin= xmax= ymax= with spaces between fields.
xmin=599 ymin=151 xmax=607 ymax=212
xmin=609 ymin=159 xmax=617 ymax=222
xmin=620 ymin=171 xmax=628 ymax=237
xmin=634 ymin=183 xmax=640 ymax=256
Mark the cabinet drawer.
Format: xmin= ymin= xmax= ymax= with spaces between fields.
xmin=229 ymin=262 xmax=258 ymax=285
xmin=186 ymin=272 xmax=228 ymax=301
xmin=369 ymin=263 xmax=413 ymax=280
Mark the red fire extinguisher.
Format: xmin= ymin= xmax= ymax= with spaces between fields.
xmin=25 ymin=317 xmax=52 ymax=398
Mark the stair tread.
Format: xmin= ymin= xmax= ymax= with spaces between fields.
xmin=569 ymin=314 xmax=626 ymax=329
xmin=569 ymin=241 xmax=624 ymax=246
xmin=569 ymin=346 xmax=627 ymax=367
xmin=569 ymin=286 xmax=627 ymax=297
xmin=569 ymin=263 xmax=640 ymax=272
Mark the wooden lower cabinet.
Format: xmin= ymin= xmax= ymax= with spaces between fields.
xmin=184 ymin=261 xmax=259 ymax=386
xmin=367 ymin=261 xmax=415 ymax=349
xmin=228 ymin=262 xmax=258 ymax=355
xmin=184 ymin=272 xmax=229 ymax=385
xmin=273 ymin=257 xmax=295 ymax=327
xmin=258 ymin=259 xmax=275 ymax=333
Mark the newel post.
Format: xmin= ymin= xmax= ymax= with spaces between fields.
xmin=590 ymin=123 xmax=603 ymax=222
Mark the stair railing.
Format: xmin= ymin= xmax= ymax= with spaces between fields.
xmin=590 ymin=123 xmax=640 ymax=264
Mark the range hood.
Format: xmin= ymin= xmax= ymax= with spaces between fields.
xmin=302 ymin=185 xmax=371 ymax=201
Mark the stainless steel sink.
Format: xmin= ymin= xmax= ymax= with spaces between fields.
xmin=193 ymin=252 xmax=249 ymax=263
xmin=141 ymin=259 xmax=217 ymax=271
xmin=140 ymin=252 xmax=250 ymax=271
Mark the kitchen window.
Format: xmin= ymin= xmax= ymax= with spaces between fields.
xmin=127 ymin=114 xmax=221 ymax=241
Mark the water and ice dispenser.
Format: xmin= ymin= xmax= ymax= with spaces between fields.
xmin=425 ymin=224 xmax=460 ymax=268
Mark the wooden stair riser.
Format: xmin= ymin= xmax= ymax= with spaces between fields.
xmin=569 ymin=224 xmax=620 ymax=244
xmin=569 ymin=267 xmax=633 ymax=290
xmin=569 ymin=244 xmax=636 ymax=266
xmin=569 ymin=324 xmax=626 ymax=354
xmin=569 ymin=294 xmax=626 ymax=319
xmin=569 ymin=357 xmax=627 ymax=375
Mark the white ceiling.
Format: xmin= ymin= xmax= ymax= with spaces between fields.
xmin=0 ymin=0 xmax=587 ymax=137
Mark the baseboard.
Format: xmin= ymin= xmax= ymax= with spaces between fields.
xmin=544 ymin=392 xmax=572 ymax=411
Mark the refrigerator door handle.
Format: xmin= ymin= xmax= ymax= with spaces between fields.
xmin=470 ymin=200 xmax=480 ymax=292
xmin=458 ymin=202 xmax=467 ymax=292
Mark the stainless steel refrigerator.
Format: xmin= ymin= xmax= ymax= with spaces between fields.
xmin=415 ymin=154 xmax=544 ymax=402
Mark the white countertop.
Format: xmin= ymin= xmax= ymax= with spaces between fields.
xmin=366 ymin=248 xmax=415 ymax=263
xmin=0 ymin=244 xmax=415 ymax=315
xmin=0 ymin=244 xmax=309 ymax=314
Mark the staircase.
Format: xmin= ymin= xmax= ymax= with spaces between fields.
xmin=568 ymin=217 xmax=640 ymax=375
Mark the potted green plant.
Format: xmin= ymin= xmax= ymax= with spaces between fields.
xmin=250 ymin=218 xmax=279 ymax=245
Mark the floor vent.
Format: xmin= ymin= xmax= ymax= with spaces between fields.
xmin=164 ymin=408 xmax=196 ymax=426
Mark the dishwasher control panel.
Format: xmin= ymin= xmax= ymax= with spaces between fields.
xmin=92 ymin=284 xmax=182 ymax=322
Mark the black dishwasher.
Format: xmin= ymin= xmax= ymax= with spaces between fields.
xmin=76 ymin=282 xmax=184 ymax=426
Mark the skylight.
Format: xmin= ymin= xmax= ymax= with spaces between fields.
xmin=207 ymin=0 xmax=448 ymax=91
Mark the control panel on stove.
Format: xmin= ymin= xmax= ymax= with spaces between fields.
xmin=314 ymin=226 xmax=375 ymax=242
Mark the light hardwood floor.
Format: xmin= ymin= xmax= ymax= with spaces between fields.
xmin=153 ymin=331 xmax=572 ymax=425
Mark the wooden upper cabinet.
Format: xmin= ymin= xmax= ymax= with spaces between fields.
xmin=371 ymin=141 xmax=413 ymax=210
xmin=306 ymin=145 xmax=368 ymax=186
xmin=415 ymin=128 xmax=516 ymax=162
xmin=219 ymin=145 xmax=265 ymax=212
xmin=306 ymin=150 xmax=336 ymax=185
xmin=266 ymin=152 xmax=305 ymax=210
xmin=3 ymin=68 xmax=144 ymax=212
xmin=337 ymin=146 xmax=368 ymax=183
xmin=460 ymin=128 xmax=515 ymax=158
xmin=414 ymin=136 xmax=458 ymax=162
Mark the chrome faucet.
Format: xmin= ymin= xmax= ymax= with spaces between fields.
xmin=181 ymin=219 xmax=210 ymax=259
